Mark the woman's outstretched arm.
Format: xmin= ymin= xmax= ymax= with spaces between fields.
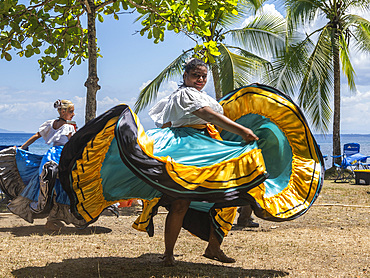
xmin=193 ymin=106 xmax=259 ymax=143
xmin=21 ymin=132 xmax=41 ymax=150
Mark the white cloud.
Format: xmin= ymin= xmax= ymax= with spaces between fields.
xmin=341 ymin=90 xmax=370 ymax=132
xmin=157 ymin=81 xmax=178 ymax=98
xmin=96 ymin=96 xmax=125 ymax=114
xmin=241 ymin=4 xmax=284 ymax=27
xmin=138 ymin=80 xmax=179 ymax=104
xmin=0 ymin=89 xmax=86 ymax=132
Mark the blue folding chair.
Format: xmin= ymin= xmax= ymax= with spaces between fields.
xmin=332 ymin=143 xmax=367 ymax=182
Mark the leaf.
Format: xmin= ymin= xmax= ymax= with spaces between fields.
xmin=121 ymin=1 xmax=128 ymax=10
xmin=25 ymin=49 xmax=33 ymax=58
xmin=11 ymin=40 xmax=21 ymax=49
xmin=4 ymin=52 xmax=12 ymax=61
xmin=51 ymin=71 xmax=59 ymax=81
xmin=134 ymin=50 xmax=193 ymax=113
xmin=202 ymin=28 xmax=211 ymax=36
xmin=98 ymin=14 xmax=104 ymax=23
xmin=153 ymin=27 xmax=160 ymax=39
xmin=190 ymin=0 xmax=198 ymax=12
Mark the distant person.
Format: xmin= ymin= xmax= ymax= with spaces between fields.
xmin=236 ymin=205 xmax=259 ymax=228
xmin=0 ymin=100 xmax=86 ymax=231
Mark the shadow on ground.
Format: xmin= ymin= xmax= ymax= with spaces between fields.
xmin=0 ymin=225 xmax=112 ymax=237
xmin=12 ymin=254 xmax=289 ymax=278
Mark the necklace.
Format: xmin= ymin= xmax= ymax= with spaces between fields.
xmin=58 ymin=117 xmax=67 ymax=122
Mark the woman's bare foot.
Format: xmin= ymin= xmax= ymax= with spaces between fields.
xmin=162 ymin=254 xmax=176 ymax=266
xmin=203 ymin=248 xmax=236 ymax=263
xmin=44 ymin=220 xmax=64 ymax=231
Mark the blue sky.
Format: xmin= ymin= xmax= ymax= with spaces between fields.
xmin=0 ymin=3 xmax=369 ymax=134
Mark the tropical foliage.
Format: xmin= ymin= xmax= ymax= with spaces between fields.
xmin=281 ymin=0 xmax=370 ymax=163
xmin=134 ymin=0 xmax=287 ymax=112
xmin=0 ymin=0 xmax=240 ymax=122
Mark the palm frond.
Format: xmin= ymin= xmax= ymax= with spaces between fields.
xmin=216 ymin=0 xmax=268 ymax=28
xmin=285 ymin=0 xmax=323 ymax=27
xmin=339 ymin=32 xmax=356 ymax=91
xmin=342 ymin=0 xmax=370 ymax=12
xmin=134 ymin=50 xmax=193 ymax=113
xmin=228 ymin=13 xmax=286 ymax=58
xmin=264 ymin=39 xmax=311 ymax=96
xmin=229 ymin=45 xmax=271 ymax=88
xmin=347 ymin=14 xmax=370 ymax=54
xmin=298 ymin=27 xmax=333 ymax=132
xmin=215 ymin=43 xmax=267 ymax=95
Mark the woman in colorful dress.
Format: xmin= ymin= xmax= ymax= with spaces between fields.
xmin=149 ymin=58 xmax=260 ymax=265
xmin=0 ymin=100 xmax=86 ymax=231
xmin=59 ymin=60 xmax=324 ymax=267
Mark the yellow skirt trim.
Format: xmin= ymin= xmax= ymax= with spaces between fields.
xmin=71 ymin=106 xmax=266 ymax=221
xmin=220 ymin=87 xmax=322 ymax=219
xmin=132 ymin=106 xmax=266 ymax=191
xmin=165 ymin=149 xmax=266 ymax=190
xmin=71 ymin=116 xmax=121 ymax=221
xmin=213 ymin=207 xmax=237 ymax=236
xmin=132 ymin=198 xmax=161 ymax=232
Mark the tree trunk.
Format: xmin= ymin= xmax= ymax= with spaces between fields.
xmin=210 ymin=63 xmax=222 ymax=100
xmin=332 ymin=32 xmax=341 ymax=166
xmin=84 ymin=1 xmax=101 ymax=123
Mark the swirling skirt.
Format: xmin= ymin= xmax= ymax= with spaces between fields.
xmin=59 ymin=84 xmax=324 ymax=241
xmin=0 ymin=146 xmax=87 ymax=227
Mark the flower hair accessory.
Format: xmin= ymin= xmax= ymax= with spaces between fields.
xmin=54 ymin=99 xmax=62 ymax=109
xmin=182 ymin=57 xmax=196 ymax=69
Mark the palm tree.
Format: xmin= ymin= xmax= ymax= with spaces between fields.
xmin=283 ymin=0 xmax=370 ymax=165
xmin=134 ymin=0 xmax=287 ymax=112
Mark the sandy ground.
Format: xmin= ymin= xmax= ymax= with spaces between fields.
xmin=0 ymin=180 xmax=369 ymax=278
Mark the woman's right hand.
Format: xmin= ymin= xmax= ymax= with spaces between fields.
xmin=239 ymin=127 xmax=259 ymax=144
xmin=193 ymin=107 xmax=259 ymax=144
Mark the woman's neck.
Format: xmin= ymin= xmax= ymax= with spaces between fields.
xmin=58 ymin=117 xmax=67 ymax=122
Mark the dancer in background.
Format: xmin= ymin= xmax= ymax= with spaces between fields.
xmin=0 ymin=100 xmax=86 ymax=231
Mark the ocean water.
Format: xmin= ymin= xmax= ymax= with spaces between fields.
xmin=0 ymin=133 xmax=50 ymax=155
xmin=314 ymin=134 xmax=370 ymax=169
xmin=1 ymin=133 xmax=370 ymax=169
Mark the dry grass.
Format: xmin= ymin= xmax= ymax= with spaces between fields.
xmin=0 ymin=180 xmax=369 ymax=278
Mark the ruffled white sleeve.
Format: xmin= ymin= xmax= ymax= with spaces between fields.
xmin=38 ymin=120 xmax=54 ymax=139
xmin=149 ymin=87 xmax=218 ymax=127
xmin=60 ymin=124 xmax=76 ymax=136
xmin=38 ymin=120 xmax=75 ymax=145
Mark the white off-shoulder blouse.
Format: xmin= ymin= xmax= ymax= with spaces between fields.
xmin=38 ymin=120 xmax=76 ymax=146
xmin=149 ymin=86 xmax=223 ymax=127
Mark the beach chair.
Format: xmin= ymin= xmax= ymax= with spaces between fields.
xmin=332 ymin=143 xmax=367 ymax=182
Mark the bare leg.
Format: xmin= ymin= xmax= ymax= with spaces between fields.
xmin=163 ymin=199 xmax=191 ymax=266
xmin=237 ymin=205 xmax=259 ymax=228
xmin=203 ymin=224 xmax=235 ymax=263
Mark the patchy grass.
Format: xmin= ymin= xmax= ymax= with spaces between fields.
xmin=0 ymin=180 xmax=369 ymax=278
